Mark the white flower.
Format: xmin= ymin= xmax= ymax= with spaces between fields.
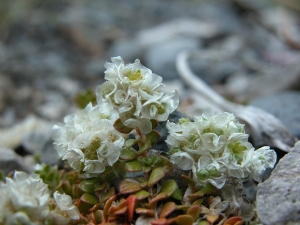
xmin=248 ymin=146 xmax=277 ymax=182
xmin=104 ymin=56 xmax=152 ymax=86
xmin=53 ymin=103 xmax=125 ymax=177
xmin=118 ymin=94 xmax=153 ymax=133
xmin=222 ymin=134 xmax=254 ymax=171
xmin=138 ymin=73 xmax=164 ymax=100
xmin=201 ymin=132 xmax=227 ymax=153
xmin=192 ymin=155 xmax=226 ymax=189
xmin=0 ymin=171 xmax=50 ymax=224
xmin=166 ymin=111 xmax=274 ymax=189
xmin=95 ymin=56 xmax=179 ymax=133
xmin=141 ymin=91 xmax=179 ymax=121
xmin=170 ymin=151 xmax=195 ymax=170
xmin=49 ymin=191 xmax=80 ymax=225
xmin=5 ymin=212 xmax=40 ymax=225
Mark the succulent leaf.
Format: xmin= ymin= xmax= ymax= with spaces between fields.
xmin=138 ymin=140 xmax=152 ymax=155
xmin=135 ymin=208 xmax=155 ymax=217
xmin=151 ymin=218 xmax=167 ymax=225
xmin=101 ymin=187 xmax=116 ymax=204
xmin=124 ymin=159 xmax=143 ymax=172
xmin=119 ymin=179 xmax=142 ymax=194
xmin=125 ymin=139 xmax=139 ymax=148
xmin=114 ymin=118 xmax=133 ymax=134
xmin=148 ymin=167 xmax=166 ymax=187
xmin=146 ymin=130 xmax=161 ymax=145
xmin=76 ymin=193 xmax=99 ymax=213
xmin=150 ymin=119 xmax=159 ymax=129
xmin=160 ymin=202 xmax=177 ymax=218
xmin=187 ymin=205 xmax=201 ymax=221
xmin=160 ymin=179 xmax=178 ymax=196
xmin=120 ymin=147 xmax=138 ymax=160
xmin=175 ymin=215 xmax=194 ymax=225
xmin=126 ymin=195 xmax=137 ymax=223
xmin=206 ymin=214 xmax=219 ymax=223
xmin=182 ymin=174 xmax=196 ymax=188
xmin=224 ymin=216 xmax=243 ymax=225
xmin=170 ymin=188 xmax=183 ymax=201
xmin=103 ymin=195 xmax=117 ymax=222
xmin=198 ymin=220 xmax=211 ymax=225
xmin=133 ymin=189 xmax=150 ymax=200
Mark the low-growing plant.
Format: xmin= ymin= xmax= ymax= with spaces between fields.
xmin=0 ymin=56 xmax=276 ymax=225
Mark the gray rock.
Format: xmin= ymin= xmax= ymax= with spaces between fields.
xmin=0 ymin=147 xmax=30 ymax=175
xmin=108 ymin=38 xmax=142 ymax=62
xmin=256 ymin=140 xmax=300 ymax=225
xmin=40 ymin=140 xmax=60 ymax=166
xmin=144 ymin=37 xmax=200 ymax=80
xmin=250 ymin=91 xmax=300 ymax=138
xmin=189 ymin=56 xmax=243 ymax=85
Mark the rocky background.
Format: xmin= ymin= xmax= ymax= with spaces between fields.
xmin=1 ymin=0 xmax=300 ymax=224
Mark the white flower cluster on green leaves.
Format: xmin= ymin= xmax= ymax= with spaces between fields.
xmin=52 ymin=102 xmax=124 ymax=178
xmin=0 ymin=171 xmax=80 ymax=225
xmin=166 ymin=112 xmax=277 ymax=189
xmin=96 ymin=56 xmax=179 ymax=134
xmin=53 ymin=56 xmax=178 ymax=177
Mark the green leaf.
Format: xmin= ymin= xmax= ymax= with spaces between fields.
xmin=157 ymin=156 xmax=173 ymax=175
xmin=175 ymin=215 xmax=194 ymax=225
xmin=125 ymin=139 xmax=138 ymax=148
xmin=119 ymin=179 xmax=142 ymax=194
xmin=142 ymin=165 xmax=151 ymax=174
xmin=188 ymin=184 xmax=217 ymax=201
xmin=145 ymin=130 xmax=160 ymax=145
xmin=187 ymin=205 xmax=201 ymax=221
xmin=137 ymin=140 xmax=151 ymax=155
xmin=135 ymin=208 xmax=155 ymax=217
xmin=160 ymin=179 xmax=178 ymax=197
xmin=192 ymin=198 xmax=204 ymax=206
xmin=160 ymin=202 xmax=177 ymax=218
xmin=61 ymin=180 xmax=72 ymax=196
xmin=133 ymin=189 xmax=150 ymax=200
xmin=196 ymin=183 xmax=217 ymax=195
xmin=198 ymin=220 xmax=211 ymax=225
xmin=102 ymin=166 xmax=113 ymax=175
xmin=74 ymin=89 xmax=97 ymax=109
xmin=182 ymin=174 xmax=196 ymax=188
xmin=120 ymin=148 xmax=138 ymax=160
xmin=79 ymin=178 xmax=97 ymax=193
xmin=148 ymin=192 xmax=167 ymax=208
xmin=81 ymin=193 xmax=98 ymax=205
xmin=94 ymin=183 xmax=107 ymax=192
xmin=101 ymin=187 xmax=115 ymax=204
xmin=113 ymin=118 xmax=133 ymax=134
xmin=150 ymin=120 xmax=159 ymax=129
xmin=46 ymin=171 xmax=56 ymax=182
xmin=171 ymin=188 xmax=183 ymax=201
xmin=92 ymin=210 xmax=103 ymax=224
xmin=104 ymin=172 xmax=118 ymax=184
xmin=147 ymin=167 xmax=165 ymax=187
xmin=124 ymin=159 xmax=143 ymax=172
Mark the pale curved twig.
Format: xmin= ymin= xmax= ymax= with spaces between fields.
xmin=176 ymin=50 xmax=297 ymax=152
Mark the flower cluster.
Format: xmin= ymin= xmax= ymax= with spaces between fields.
xmin=52 ymin=102 xmax=124 ymax=178
xmin=96 ymin=56 xmax=179 ymax=134
xmin=0 ymin=171 xmax=79 ymax=225
xmin=53 ymin=56 xmax=179 ymax=178
xmin=166 ymin=112 xmax=277 ymax=188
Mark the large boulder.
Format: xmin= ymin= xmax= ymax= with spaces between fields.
xmin=256 ymin=140 xmax=300 ymax=224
